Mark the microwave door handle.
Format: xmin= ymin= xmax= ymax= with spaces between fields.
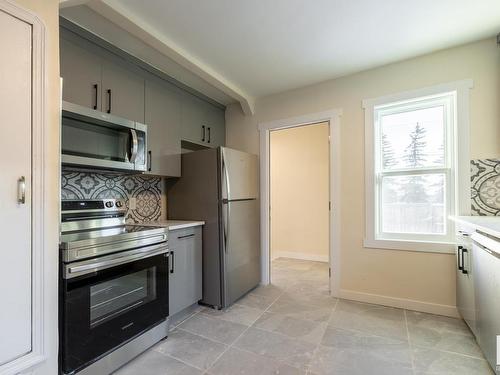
xmin=129 ymin=129 xmax=138 ymax=163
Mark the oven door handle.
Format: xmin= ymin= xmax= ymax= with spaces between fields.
xmin=65 ymin=244 xmax=168 ymax=279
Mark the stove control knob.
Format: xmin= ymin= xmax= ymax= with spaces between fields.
xmin=115 ymin=201 xmax=123 ymax=208
xmin=105 ymin=201 xmax=114 ymax=208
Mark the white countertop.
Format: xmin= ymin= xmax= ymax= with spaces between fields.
xmin=141 ymin=220 xmax=205 ymax=231
xmin=452 ymin=216 xmax=500 ymax=239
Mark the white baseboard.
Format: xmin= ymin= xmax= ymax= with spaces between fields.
xmin=272 ymin=251 xmax=329 ymax=263
xmin=338 ymin=289 xmax=459 ymax=318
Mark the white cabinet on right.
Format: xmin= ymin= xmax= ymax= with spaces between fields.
xmin=471 ymin=233 xmax=500 ymax=372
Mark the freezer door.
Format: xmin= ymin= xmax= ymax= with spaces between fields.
xmin=221 ymin=147 xmax=258 ymax=201
xmin=222 ymin=199 xmax=260 ymax=307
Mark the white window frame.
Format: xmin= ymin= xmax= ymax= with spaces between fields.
xmin=363 ymin=80 xmax=473 ymax=253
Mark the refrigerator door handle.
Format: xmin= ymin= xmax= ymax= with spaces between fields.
xmin=223 ymin=201 xmax=230 ymax=254
xmin=221 ymin=148 xmax=231 ymax=200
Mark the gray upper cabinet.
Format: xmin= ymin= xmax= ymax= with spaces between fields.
xmin=145 ymin=79 xmax=181 ymax=177
xmin=181 ymin=93 xmax=225 ymax=147
xmin=60 ymin=29 xmax=226 ymax=177
xmin=60 ymin=37 xmax=102 ymax=110
xmin=181 ymin=93 xmax=206 ymax=144
xmin=205 ymin=104 xmax=226 ymax=147
xmin=60 ymin=37 xmax=145 ymax=123
xmin=168 ymin=226 xmax=203 ymax=316
xmin=101 ymin=60 xmax=145 ymax=123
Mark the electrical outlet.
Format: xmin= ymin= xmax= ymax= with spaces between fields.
xmin=129 ymin=197 xmax=137 ymax=210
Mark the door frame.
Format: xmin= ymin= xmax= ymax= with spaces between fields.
xmin=258 ymin=109 xmax=342 ymax=296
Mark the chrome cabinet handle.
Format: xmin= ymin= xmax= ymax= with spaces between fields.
xmin=461 ymin=248 xmax=468 ymax=274
xmin=129 ymin=129 xmax=138 ymax=163
xmin=202 ymin=125 xmax=206 ymax=142
xmin=177 ymin=233 xmax=195 ymax=239
xmin=457 ymin=246 xmax=463 ymax=270
xmin=207 ymin=127 xmax=211 ymax=143
xmin=18 ymin=176 xmax=26 ymax=204
xmin=170 ymin=250 xmax=175 ymax=274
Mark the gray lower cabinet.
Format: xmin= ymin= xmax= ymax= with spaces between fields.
xmin=169 ymin=226 xmax=203 ymax=316
xmin=181 ymin=92 xmax=225 ymax=147
xmin=145 ymin=79 xmax=181 ymax=177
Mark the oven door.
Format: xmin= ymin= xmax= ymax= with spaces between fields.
xmin=61 ymin=250 xmax=168 ymax=374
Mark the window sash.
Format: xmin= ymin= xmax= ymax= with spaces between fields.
xmin=375 ymin=169 xmax=451 ymax=241
xmin=373 ymin=93 xmax=455 ymax=243
xmin=375 ymin=95 xmax=453 ymax=174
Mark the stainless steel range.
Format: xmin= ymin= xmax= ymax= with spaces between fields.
xmin=59 ymin=199 xmax=169 ymax=375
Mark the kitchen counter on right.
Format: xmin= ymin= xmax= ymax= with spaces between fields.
xmin=452 ymin=215 xmax=500 ymax=240
xmin=453 ymin=215 xmax=500 ymax=373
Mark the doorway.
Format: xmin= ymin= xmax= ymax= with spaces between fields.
xmin=259 ymin=109 xmax=342 ymax=296
xmin=269 ymin=122 xmax=331 ymax=291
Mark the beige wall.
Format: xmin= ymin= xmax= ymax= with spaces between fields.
xmin=226 ymin=37 xmax=500 ymax=314
xmin=13 ymin=0 xmax=60 ymax=374
xmin=270 ymin=123 xmax=329 ymax=261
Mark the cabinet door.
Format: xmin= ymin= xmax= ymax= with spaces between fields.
xmin=60 ymin=37 xmax=102 ymax=110
xmin=181 ymin=93 xmax=207 ymax=145
xmin=205 ymin=105 xmax=225 ymax=147
xmin=473 ymin=242 xmax=500 ymax=371
xmin=456 ymin=244 xmax=476 ymax=336
xmin=0 ymin=10 xmax=32 ymax=364
xmin=101 ymin=60 xmax=145 ymax=123
xmin=145 ymin=80 xmax=181 ymax=177
xmin=169 ymin=227 xmax=203 ymax=316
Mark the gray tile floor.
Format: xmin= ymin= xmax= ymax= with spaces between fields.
xmin=115 ymin=258 xmax=493 ymax=375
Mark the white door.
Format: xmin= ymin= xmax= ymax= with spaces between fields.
xmin=0 ymin=8 xmax=32 ymax=365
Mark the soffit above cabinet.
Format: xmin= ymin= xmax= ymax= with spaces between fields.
xmin=60 ymin=4 xmax=236 ymax=108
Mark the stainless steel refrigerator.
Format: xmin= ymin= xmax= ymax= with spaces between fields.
xmin=167 ymin=147 xmax=260 ymax=309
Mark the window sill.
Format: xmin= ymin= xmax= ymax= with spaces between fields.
xmin=363 ymin=238 xmax=455 ymax=254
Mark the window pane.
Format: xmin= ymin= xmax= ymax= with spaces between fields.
xmin=380 ymin=105 xmax=445 ymax=170
xmin=381 ymin=174 xmax=445 ymax=234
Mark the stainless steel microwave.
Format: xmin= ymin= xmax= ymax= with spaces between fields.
xmin=61 ymin=101 xmax=147 ymax=172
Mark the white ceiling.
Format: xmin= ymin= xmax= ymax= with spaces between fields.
xmin=104 ymin=0 xmax=500 ymax=98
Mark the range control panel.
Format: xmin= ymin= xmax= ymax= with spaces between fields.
xmin=61 ymin=199 xmax=126 ymax=212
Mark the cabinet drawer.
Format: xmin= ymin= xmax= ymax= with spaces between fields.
xmin=169 ymin=227 xmax=198 ymax=246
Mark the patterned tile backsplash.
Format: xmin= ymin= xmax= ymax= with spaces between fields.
xmin=471 ymin=159 xmax=500 ymax=216
xmin=61 ymin=171 xmax=165 ymax=223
